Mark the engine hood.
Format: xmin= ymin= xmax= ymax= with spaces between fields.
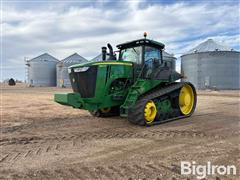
xmin=69 ymin=61 xmax=133 ymax=69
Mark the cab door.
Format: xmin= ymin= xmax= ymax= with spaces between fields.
xmin=143 ymin=46 xmax=162 ymax=79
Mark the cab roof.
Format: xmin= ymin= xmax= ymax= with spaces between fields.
xmin=116 ymin=38 xmax=165 ymax=50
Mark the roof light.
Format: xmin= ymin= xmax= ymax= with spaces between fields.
xmin=144 ymin=32 xmax=147 ymax=38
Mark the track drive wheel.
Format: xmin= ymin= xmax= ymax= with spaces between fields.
xmin=178 ymin=83 xmax=197 ymax=116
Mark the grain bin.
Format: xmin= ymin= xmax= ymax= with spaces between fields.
xmin=181 ymin=39 xmax=240 ymax=90
xmin=162 ymin=51 xmax=176 ymax=70
xmin=91 ymin=53 xmax=109 ymax=62
xmin=57 ymin=53 xmax=87 ymax=87
xmin=26 ymin=53 xmax=59 ymax=87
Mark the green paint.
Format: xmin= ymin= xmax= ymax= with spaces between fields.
xmin=54 ymin=37 xmax=183 ymax=118
xmin=156 ymin=99 xmax=173 ymax=113
xmin=55 ymin=62 xmax=133 ymax=111
xmin=120 ymin=79 xmax=162 ymax=117
xmin=54 ymin=93 xmax=82 ymax=108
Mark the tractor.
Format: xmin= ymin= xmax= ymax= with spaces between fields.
xmin=54 ymin=33 xmax=197 ymax=125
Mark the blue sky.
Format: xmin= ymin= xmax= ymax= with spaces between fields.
xmin=1 ymin=0 xmax=240 ymax=81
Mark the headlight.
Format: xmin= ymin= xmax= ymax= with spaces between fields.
xmin=74 ymin=67 xmax=89 ymax=72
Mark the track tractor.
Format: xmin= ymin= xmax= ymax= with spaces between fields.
xmin=54 ymin=33 xmax=197 ymax=126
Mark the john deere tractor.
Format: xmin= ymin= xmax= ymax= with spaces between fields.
xmin=54 ymin=34 xmax=197 ymax=125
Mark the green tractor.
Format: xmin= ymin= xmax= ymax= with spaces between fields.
xmin=54 ymin=34 xmax=197 ymax=126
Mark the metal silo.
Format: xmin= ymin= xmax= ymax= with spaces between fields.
xmin=56 ymin=53 xmax=87 ymax=87
xmin=181 ymin=39 xmax=240 ymax=90
xmin=91 ymin=53 xmax=109 ymax=62
xmin=26 ymin=53 xmax=59 ymax=87
xmin=162 ymin=51 xmax=176 ymax=70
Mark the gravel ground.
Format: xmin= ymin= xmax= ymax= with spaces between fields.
xmin=0 ymin=84 xmax=239 ymax=179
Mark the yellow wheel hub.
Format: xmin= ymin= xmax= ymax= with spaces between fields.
xmin=100 ymin=108 xmax=111 ymax=113
xmin=179 ymin=84 xmax=195 ymax=115
xmin=144 ymin=100 xmax=157 ymax=124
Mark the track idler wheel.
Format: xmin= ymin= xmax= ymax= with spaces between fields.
xmin=128 ymin=99 xmax=157 ymax=126
xmin=178 ymin=83 xmax=197 ymax=116
xmin=144 ymin=100 xmax=157 ymax=124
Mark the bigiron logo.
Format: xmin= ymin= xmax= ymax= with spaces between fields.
xmin=181 ymin=161 xmax=237 ymax=179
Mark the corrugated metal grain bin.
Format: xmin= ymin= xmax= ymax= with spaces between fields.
xmin=91 ymin=53 xmax=109 ymax=62
xmin=162 ymin=51 xmax=176 ymax=70
xmin=56 ymin=53 xmax=87 ymax=87
xmin=26 ymin=53 xmax=59 ymax=87
xmin=181 ymin=39 xmax=240 ymax=90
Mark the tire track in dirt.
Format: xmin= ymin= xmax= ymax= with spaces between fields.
xmin=0 ymin=143 xmax=64 ymax=165
xmin=0 ymin=154 xmax=10 ymax=163
xmin=0 ymin=128 xmax=223 ymax=164
xmin=1 ymin=163 xmax=229 ymax=179
xmin=0 ymin=136 xmax=42 ymax=146
xmin=1 ymin=162 xmax=185 ymax=179
xmin=0 ymin=128 xmax=221 ymax=147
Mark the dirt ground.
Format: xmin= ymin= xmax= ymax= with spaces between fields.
xmin=0 ymin=83 xmax=239 ymax=179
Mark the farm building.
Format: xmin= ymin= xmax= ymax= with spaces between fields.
xmin=181 ymin=39 xmax=240 ymax=90
xmin=26 ymin=53 xmax=59 ymax=87
xmin=56 ymin=53 xmax=87 ymax=87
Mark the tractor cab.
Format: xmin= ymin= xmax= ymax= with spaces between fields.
xmin=113 ymin=37 xmax=181 ymax=81
xmin=101 ymin=33 xmax=165 ymax=68
xmin=117 ymin=38 xmax=165 ymax=65
xmin=116 ymin=38 xmax=165 ymax=79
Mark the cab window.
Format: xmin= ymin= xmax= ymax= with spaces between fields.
xmin=144 ymin=46 xmax=161 ymax=63
xmin=144 ymin=46 xmax=162 ymax=78
xmin=120 ymin=46 xmax=142 ymax=64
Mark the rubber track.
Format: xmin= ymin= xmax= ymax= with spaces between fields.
xmin=128 ymin=82 xmax=186 ymax=125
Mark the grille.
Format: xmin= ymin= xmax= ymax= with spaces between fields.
xmin=69 ymin=66 xmax=98 ymax=98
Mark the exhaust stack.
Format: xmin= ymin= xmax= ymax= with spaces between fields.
xmin=102 ymin=47 xmax=107 ymax=61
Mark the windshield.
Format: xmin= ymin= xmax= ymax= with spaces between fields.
xmin=145 ymin=46 xmax=161 ymax=61
xmin=120 ymin=46 xmax=142 ymax=64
